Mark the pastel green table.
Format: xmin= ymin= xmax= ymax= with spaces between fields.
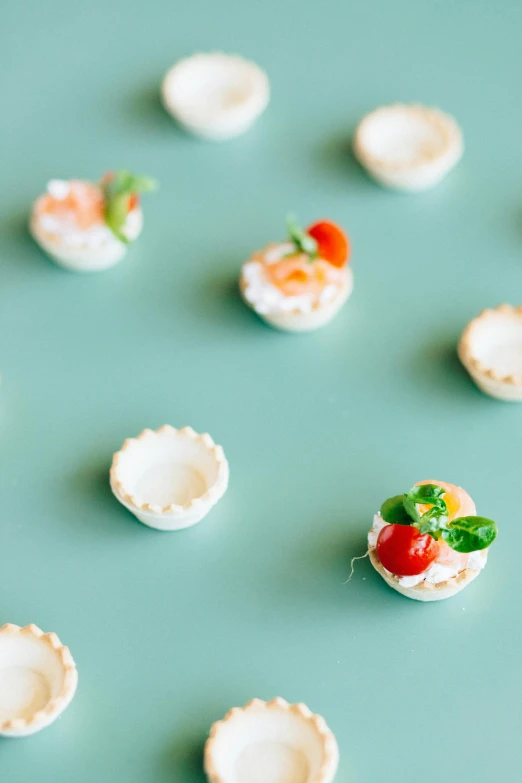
xmin=1 ymin=1 xmax=521 ymax=781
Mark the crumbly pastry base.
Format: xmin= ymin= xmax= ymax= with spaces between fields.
xmin=29 ymin=209 xmax=142 ymax=272
xmin=204 ymin=697 xmax=339 ymax=783
xmin=353 ymin=103 xmax=463 ymax=192
xmin=110 ymin=425 xmax=229 ymax=531
xmin=368 ymin=547 xmax=481 ymax=602
xmin=458 ymin=304 xmax=522 ymax=401
xmin=0 ymin=623 xmax=78 ymax=737
xmin=239 ymin=271 xmax=353 ymax=332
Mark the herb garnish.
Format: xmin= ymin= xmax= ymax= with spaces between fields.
xmin=380 ymin=484 xmax=498 ymax=553
xmin=102 ymin=170 xmax=158 ymax=243
xmin=286 ymin=214 xmax=317 ymax=261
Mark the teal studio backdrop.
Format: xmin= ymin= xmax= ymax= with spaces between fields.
xmin=1 ymin=1 xmax=521 ymax=781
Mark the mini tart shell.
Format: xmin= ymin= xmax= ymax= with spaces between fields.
xmin=239 ymin=265 xmax=353 ymax=333
xmin=204 ymin=697 xmax=339 ymax=783
xmin=110 ymin=425 xmax=229 ymax=531
xmin=368 ymin=547 xmax=483 ymax=602
xmin=161 ymin=52 xmax=269 ymax=141
xmin=353 ymin=103 xmax=463 ymax=192
xmin=458 ymin=304 xmax=522 ymax=401
xmin=0 ymin=623 xmax=78 ymax=737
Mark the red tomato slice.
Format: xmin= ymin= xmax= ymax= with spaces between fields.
xmin=128 ymin=193 xmax=140 ymax=211
xmin=376 ymin=524 xmax=440 ymax=576
xmin=306 ymin=220 xmax=350 ymax=268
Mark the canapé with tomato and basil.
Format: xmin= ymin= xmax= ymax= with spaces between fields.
xmin=368 ymin=481 xmax=497 ymax=601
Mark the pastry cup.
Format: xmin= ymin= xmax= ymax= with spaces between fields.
xmin=458 ymin=304 xmax=522 ymax=401
xmin=204 ymin=698 xmax=339 ymax=783
xmin=162 ymin=53 xmax=269 ymax=141
xmin=239 ymin=269 xmax=353 ymax=333
xmin=0 ymin=624 xmax=78 ymax=737
xmin=110 ymin=425 xmax=229 ymax=531
xmin=30 ymin=203 xmax=142 ymax=272
xmin=368 ymin=548 xmax=483 ymax=602
xmin=353 ymin=104 xmax=463 ymax=192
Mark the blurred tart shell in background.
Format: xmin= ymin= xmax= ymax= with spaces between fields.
xmin=162 ymin=52 xmax=269 ymax=140
xmin=353 ymin=103 xmax=463 ymax=191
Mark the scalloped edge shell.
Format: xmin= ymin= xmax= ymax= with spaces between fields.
xmin=368 ymin=547 xmax=483 ymax=602
xmin=30 ymin=197 xmax=142 ymax=272
xmin=239 ymin=267 xmax=353 ymax=333
xmin=458 ymin=304 xmax=522 ymax=401
xmin=161 ymin=52 xmax=269 ymax=141
xmin=0 ymin=623 xmax=78 ymax=737
xmin=204 ymin=697 xmax=339 ymax=783
xmin=110 ymin=425 xmax=229 ymax=531
xmin=353 ymin=103 xmax=463 ymax=192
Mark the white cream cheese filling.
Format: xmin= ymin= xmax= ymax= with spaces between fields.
xmin=368 ymin=513 xmax=487 ymax=588
xmin=241 ymin=242 xmax=345 ymax=316
xmin=35 ymin=180 xmax=140 ymax=252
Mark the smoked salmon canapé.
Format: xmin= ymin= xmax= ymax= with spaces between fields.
xmin=240 ymin=216 xmax=352 ymax=332
xmin=30 ymin=171 xmax=157 ymax=272
xmin=368 ymin=481 xmax=498 ymax=601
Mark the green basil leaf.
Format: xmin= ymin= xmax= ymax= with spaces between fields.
xmin=404 ymin=483 xmax=447 ymax=531
xmin=102 ymin=170 xmax=157 ymax=241
xmin=402 ymin=495 xmax=421 ymax=524
xmin=380 ymin=495 xmax=412 ymax=525
xmin=104 ymin=170 xmax=158 ymax=199
xmin=407 ymin=484 xmax=447 ymax=505
xmin=417 ymin=511 xmax=448 ymax=537
xmin=441 ymin=516 xmax=498 ymax=553
xmin=286 ymin=214 xmax=317 ymax=259
xmin=105 ymin=193 xmax=131 ymax=243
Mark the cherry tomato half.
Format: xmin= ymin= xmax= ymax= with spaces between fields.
xmin=376 ymin=524 xmax=440 ymax=576
xmin=306 ymin=220 xmax=350 ymax=268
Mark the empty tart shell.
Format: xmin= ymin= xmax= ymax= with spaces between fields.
xmin=353 ymin=104 xmax=463 ymax=192
xmin=110 ymin=425 xmax=229 ymax=531
xmin=162 ymin=52 xmax=269 ymax=141
xmin=458 ymin=305 xmax=522 ymax=401
xmin=204 ymin=698 xmax=339 ymax=783
xmin=0 ymin=624 xmax=78 ymax=737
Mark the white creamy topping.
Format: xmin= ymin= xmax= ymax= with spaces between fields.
xmin=37 ymin=193 xmax=141 ymax=252
xmin=367 ymin=513 xmax=387 ymax=549
xmin=39 ymin=214 xmax=119 ymax=250
xmin=368 ymin=513 xmax=488 ymax=587
xmin=467 ymin=550 xmax=487 ymax=571
xmin=47 ymin=179 xmax=70 ymax=200
xmin=242 ymin=242 xmax=345 ymax=316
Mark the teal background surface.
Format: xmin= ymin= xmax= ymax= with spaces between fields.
xmin=1 ymin=1 xmax=521 ymax=781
